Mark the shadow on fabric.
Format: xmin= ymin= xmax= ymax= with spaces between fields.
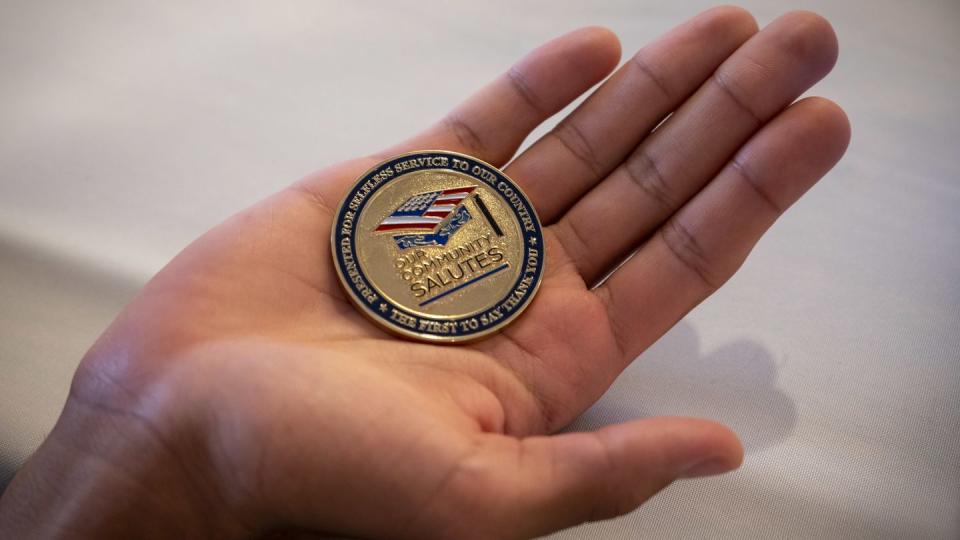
xmin=564 ymin=320 xmax=797 ymax=454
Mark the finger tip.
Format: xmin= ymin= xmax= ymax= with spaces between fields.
xmin=524 ymin=26 xmax=621 ymax=86
xmin=622 ymin=416 xmax=744 ymax=475
xmin=692 ymin=416 xmax=744 ymax=462
xmin=814 ymin=97 xmax=852 ymax=150
xmin=794 ymin=97 xmax=852 ymax=161
xmin=774 ymin=11 xmax=840 ymax=74
xmin=570 ymin=25 xmax=623 ymax=70
xmin=674 ymin=418 xmax=744 ymax=478
xmin=700 ymin=5 xmax=760 ymax=36
xmin=714 ymin=422 xmax=745 ymax=470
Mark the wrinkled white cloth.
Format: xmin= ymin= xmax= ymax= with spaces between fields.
xmin=1 ymin=1 xmax=957 ymax=538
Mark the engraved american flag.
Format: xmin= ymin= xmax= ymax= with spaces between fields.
xmin=375 ymin=187 xmax=476 ymax=232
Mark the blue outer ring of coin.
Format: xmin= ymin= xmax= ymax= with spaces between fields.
xmin=330 ymin=150 xmax=545 ymax=343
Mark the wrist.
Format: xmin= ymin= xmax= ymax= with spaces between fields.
xmin=0 ymin=361 xmax=256 ymax=539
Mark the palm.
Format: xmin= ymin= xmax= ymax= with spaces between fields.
xmin=77 ymin=8 xmax=849 ymax=539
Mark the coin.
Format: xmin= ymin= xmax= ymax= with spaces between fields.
xmin=331 ymin=150 xmax=545 ymax=343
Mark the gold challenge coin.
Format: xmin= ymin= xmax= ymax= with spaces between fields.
xmin=331 ymin=150 xmax=545 ymax=343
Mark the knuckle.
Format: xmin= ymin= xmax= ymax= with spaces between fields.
xmin=555 ymin=219 xmax=592 ymax=275
xmin=660 ymin=219 xmax=722 ymax=289
xmin=443 ymin=113 xmax=486 ymax=155
xmin=629 ymin=51 xmax=672 ymax=99
xmin=730 ymin=158 xmax=783 ymax=214
xmin=552 ymin=120 xmax=604 ymax=176
xmin=506 ymin=66 xmax=546 ymax=115
xmin=711 ymin=68 xmax=764 ymax=124
xmin=624 ymin=148 xmax=678 ymax=213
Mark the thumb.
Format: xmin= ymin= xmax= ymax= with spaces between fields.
xmin=440 ymin=416 xmax=743 ymax=539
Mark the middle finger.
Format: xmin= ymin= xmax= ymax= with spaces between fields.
xmin=505 ymin=6 xmax=759 ymax=223
xmin=553 ymin=11 xmax=839 ymax=285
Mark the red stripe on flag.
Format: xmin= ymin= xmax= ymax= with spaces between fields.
xmin=375 ymin=223 xmax=438 ymax=232
xmin=440 ymin=187 xmax=476 ymax=195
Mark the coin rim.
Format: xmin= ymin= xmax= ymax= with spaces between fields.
xmin=329 ymin=149 xmax=545 ymax=344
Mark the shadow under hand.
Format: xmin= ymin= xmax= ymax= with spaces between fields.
xmin=566 ymin=321 xmax=797 ymax=453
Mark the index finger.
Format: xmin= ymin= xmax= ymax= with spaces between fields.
xmin=382 ymin=26 xmax=622 ymax=167
xmin=300 ymin=27 xmax=622 ymax=208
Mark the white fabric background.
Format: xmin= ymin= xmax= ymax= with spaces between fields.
xmin=1 ymin=1 xmax=957 ymax=538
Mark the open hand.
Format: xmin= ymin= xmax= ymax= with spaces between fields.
xmin=0 ymin=7 xmax=849 ymax=540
